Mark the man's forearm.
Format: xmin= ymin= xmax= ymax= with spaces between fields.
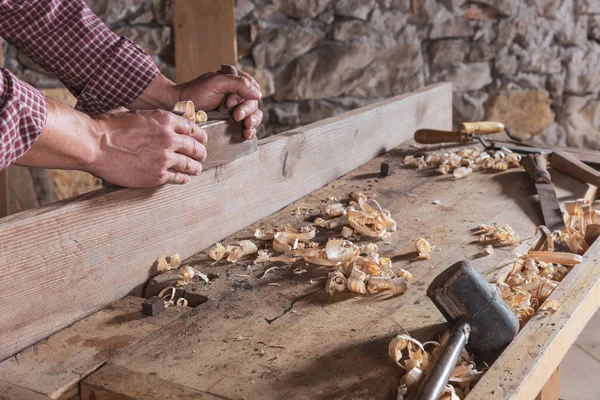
xmin=15 ymin=98 xmax=100 ymax=171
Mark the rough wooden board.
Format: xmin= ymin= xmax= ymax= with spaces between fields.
xmin=0 ymin=83 xmax=451 ymax=362
xmin=93 ymin=145 xmax=589 ymax=399
xmin=201 ymin=119 xmax=257 ymax=170
xmin=469 ymin=229 xmax=600 ymax=399
xmin=81 ymin=364 xmax=228 ymax=400
xmin=174 ymin=0 xmax=237 ymax=83
xmin=0 ymin=380 xmax=48 ymax=400
xmin=0 ymin=297 xmax=186 ymax=400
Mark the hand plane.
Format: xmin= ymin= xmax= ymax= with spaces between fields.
xmin=173 ymin=64 xmax=258 ymax=170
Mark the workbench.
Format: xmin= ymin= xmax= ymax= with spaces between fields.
xmin=0 ymin=83 xmax=598 ymax=400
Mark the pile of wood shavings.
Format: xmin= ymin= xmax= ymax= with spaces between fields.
xmin=154 ymin=254 xmax=210 ymax=288
xmin=404 ymin=147 xmax=521 ymax=179
xmin=209 ymin=192 xmax=414 ymax=296
xmin=497 ymin=197 xmax=598 ymax=327
xmin=389 ymin=333 xmax=484 ymax=400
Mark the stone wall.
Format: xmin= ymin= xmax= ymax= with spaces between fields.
xmin=3 ymin=0 xmax=600 ymax=147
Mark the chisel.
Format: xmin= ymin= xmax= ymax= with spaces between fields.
xmin=522 ymin=153 xmax=566 ymax=233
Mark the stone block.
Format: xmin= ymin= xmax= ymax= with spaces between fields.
xmin=565 ymin=43 xmax=600 ymax=95
xmin=332 ymin=20 xmax=369 ymax=41
xmin=429 ymin=39 xmax=470 ymax=68
xmin=453 ymin=91 xmax=488 ymax=122
xmin=485 ymin=90 xmax=555 ymax=139
xmin=429 ymin=62 xmax=492 ymax=92
xmin=589 ymin=15 xmax=600 ymax=41
xmin=430 ymin=17 xmax=474 ymax=39
xmin=575 ymin=0 xmax=600 ymax=14
xmin=279 ymin=0 xmax=332 ymax=19
xmin=152 ymin=0 xmax=173 ymax=24
xmin=334 ymin=0 xmax=376 ymax=20
xmin=560 ymin=96 xmax=600 ymax=148
xmin=274 ymin=42 xmax=376 ymax=101
xmin=252 ymin=20 xmax=325 ymax=68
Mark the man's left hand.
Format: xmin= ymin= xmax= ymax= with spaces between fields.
xmin=129 ymin=70 xmax=264 ymax=140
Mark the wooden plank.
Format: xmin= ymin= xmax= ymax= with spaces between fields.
xmin=174 ymin=0 xmax=237 ymax=83
xmin=81 ymin=364 xmax=227 ymax=400
xmin=0 ymin=296 xmax=187 ymax=400
xmin=0 ymin=83 xmax=452 ymax=362
xmin=536 ymin=364 xmax=561 ymax=400
xmin=0 ymin=380 xmax=48 ymax=400
xmin=88 ymin=147 xmax=589 ymax=398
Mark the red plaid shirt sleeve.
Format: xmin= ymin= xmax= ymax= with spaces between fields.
xmin=0 ymin=0 xmax=160 ymax=169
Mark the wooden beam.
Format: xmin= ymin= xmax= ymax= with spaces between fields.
xmin=0 ymin=171 xmax=7 ymax=218
xmin=0 ymin=83 xmax=452 ymax=361
xmin=174 ymin=0 xmax=237 ymax=83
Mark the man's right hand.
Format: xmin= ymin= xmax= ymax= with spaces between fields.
xmin=16 ymin=99 xmax=208 ymax=188
xmin=91 ymin=110 xmax=208 ymax=188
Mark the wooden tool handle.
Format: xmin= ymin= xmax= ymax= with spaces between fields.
xmin=414 ymin=129 xmax=469 ymax=144
xmin=217 ymin=64 xmax=239 ymax=113
xmin=522 ymin=154 xmax=551 ymax=184
xmin=551 ymin=150 xmax=600 ymax=186
xmin=458 ymin=121 xmax=505 ymax=135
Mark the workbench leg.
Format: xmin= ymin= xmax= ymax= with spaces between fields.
xmin=536 ymin=364 xmax=561 ymax=400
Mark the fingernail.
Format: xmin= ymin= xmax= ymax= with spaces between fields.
xmin=227 ymin=98 xmax=239 ymax=108
xmin=239 ymin=110 xmax=247 ymax=120
xmin=252 ymin=87 xmax=262 ymax=98
xmin=250 ymin=116 xmax=257 ymax=127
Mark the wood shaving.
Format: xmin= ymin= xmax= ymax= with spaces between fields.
xmin=390 ymin=333 xmax=482 ymax=400
xmin=156 ymin=255 xmax=170 ymax=272
xmin=261 ymin=266 xmax=279 ymax=279
xmin=404 ymin=148 xmax=521 ymax=179
xmin=482 ymin=245 xmax=494 ymax=255
xmin=209 ymin=240 xmax=258 ymax=263
xmin=414 ymin=238 xmax=431 ymax=259
xmin=342 ymin=226 xmax=353 ymax=238
xmin=293 ymin=267 xmax=307 ymax=275
xmin=475 ymin=223 xmax=520 ymax=245
xmin=267 ymin=283 xmax=281 ymax=286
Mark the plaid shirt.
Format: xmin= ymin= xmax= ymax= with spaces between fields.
xmin=0 ymin=0 xmax=160 ymax=169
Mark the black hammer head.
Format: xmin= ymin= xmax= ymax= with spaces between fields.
xmin=427 ymin=260 xmax=519 ymax=359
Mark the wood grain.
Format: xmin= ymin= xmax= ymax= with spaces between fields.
xmin=174 ymin=0 xmax=237 ymax=83
xmin=81 ymin=364 xmax=227 ymax=400
xmin=0 ymin=297 xmax=187 ymax=400
xmin=536 ymin=364 xmax=561 ymax=400
xmin=0 ymin=171 xmax=7 ymax=218
xmin=86 ymin=150 xmax=589 ymax=399
xmin=0 ymin=83 xmax=452 ymax=362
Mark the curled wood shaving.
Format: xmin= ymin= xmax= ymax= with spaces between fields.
xmin=482 ymin=245 xmax=494 ymax=255
xmin=476 ymin=223 xmax=520 ymax=245
xmin=390 ymin=333 xmax=481 ymax=400
xmin=261 ymin=266 xmax=279 ymax=279
xmin=195 ymin=110 xmax=207 ymax=124
xmin=173 ymin=100 xmax=195 ymax=121
xmin=210 ymin=243 xmax=227 ymax=261
xmin=210 ymin=240 xmax=258 ymax=263
xmin=325 ymin=203 xmax=346 ymax=217
xmin=157 ymin=255 xmax=170 ymax=272
xmin=347 ymin=268 xmax=367 ymax=294
xmin=342 ymin=226 xmax=353 ymax=238
xmin=414 ymin=238 xmax=431 ymax=259
xmin=176 ymin=297 xmax=188 ymax=307
xmin=325 ymin=271 xmax=347 ymax=295
xmin=539 ymin=298 xmax=560 ymax=312
xmin=527 ymin=251 xmax=582 ymax=265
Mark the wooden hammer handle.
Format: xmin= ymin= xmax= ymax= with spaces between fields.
xmin=217 ymin=64 xmax=238 ymax=113
xmin=522 ymin=154 xmax=551 ymax=184
xmin=458 ymin=121 xmax=505 ymax=135
xmin=551 ymin=150 xmax=600 ymax=186
xmin=414 ymin=129 xmax=469 ymax=144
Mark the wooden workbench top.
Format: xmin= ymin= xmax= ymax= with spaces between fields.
xmin=74 ymin=142 xmax=589 ymax=399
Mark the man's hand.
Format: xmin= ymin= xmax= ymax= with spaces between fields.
xmin=16 ymin=99 xmax=207 ymax=188
xmin=128 ymin=71 xmax=264 ymax=139
xmin=91 ymin=110 xmax=207 ymax=187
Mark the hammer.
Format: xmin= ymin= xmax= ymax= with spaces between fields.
xmin=415 ymin=260 xmax=519 ymax=400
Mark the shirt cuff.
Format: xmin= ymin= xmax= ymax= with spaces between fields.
xmin=75 ymin=37 xmax=160 ymax=116
xmin=0 ymin=68 xmax=47 ymax=170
